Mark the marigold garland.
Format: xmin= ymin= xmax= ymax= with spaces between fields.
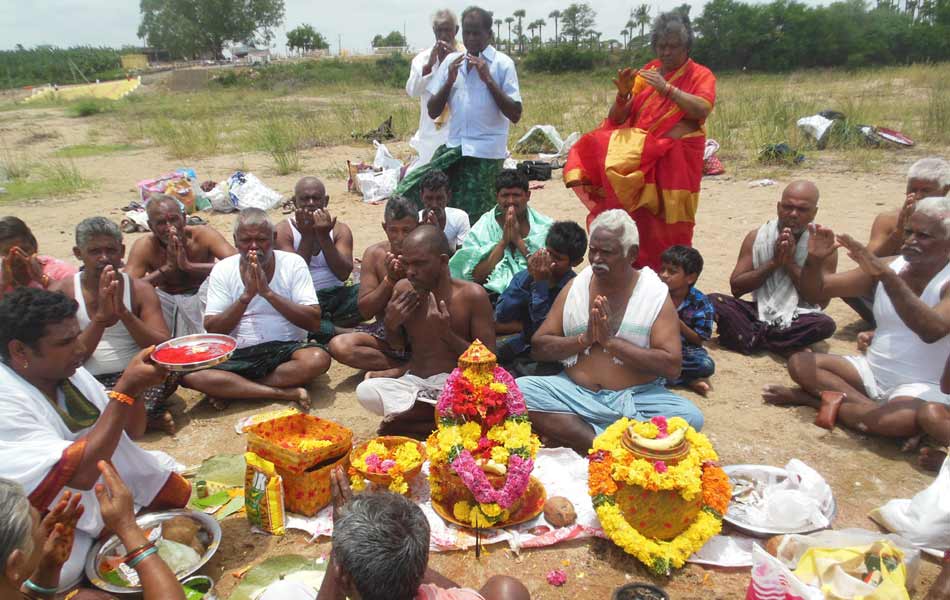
xmin=588 ymin=417 xmax=731 ymax=575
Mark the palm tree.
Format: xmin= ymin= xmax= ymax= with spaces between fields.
xmin=624 ymin=19 xmax=635 ymax=48
xmin=513 ymin=9 xmax=526 ymax=54
xmin=504 ymin=16 xmax=514 ymax=53
xmin=494 ymin=18 xmax=502 ymax=42
xmin=532 ymin=19 xmax=545 ymax=48
xmin=621 ymin=28 xmax=629 ymax=49
xmin=634 ymin=4 xmax=651 ymax=38
xmin=548 ymin=10 xmax=561 ymax=46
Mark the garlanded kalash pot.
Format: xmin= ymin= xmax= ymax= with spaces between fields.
xmin=588 ymin=416 xmax=731 ymax=575
xmin=427 ymin=340 xmax=543 ymax=528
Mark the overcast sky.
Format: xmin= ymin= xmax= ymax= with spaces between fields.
xmin=2 ymin=0 xmax=724 ymax=54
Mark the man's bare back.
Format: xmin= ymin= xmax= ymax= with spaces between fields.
xmin=359 ymin=240 xmax=394 ymax=321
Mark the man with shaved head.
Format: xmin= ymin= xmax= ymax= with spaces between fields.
xmin=355 ymin=224 xmax=495 ymax=437
xmin=276 ymin=176 xmax=358 ymax=344
xmin=126 ymin=194 xmax=236 ymax=336
xmin=709 ymin=180 xmax=838 ymax=355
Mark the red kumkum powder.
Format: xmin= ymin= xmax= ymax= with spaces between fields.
xmin=153 ymin=342 xmax=232 ymax=364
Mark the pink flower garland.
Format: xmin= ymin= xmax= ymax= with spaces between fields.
xmin=450 ymin=452 xmax=534 ymax=509
xmin=435 ymin=366 xmax=527 ymax=418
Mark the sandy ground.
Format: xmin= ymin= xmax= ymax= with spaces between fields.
xmin=2 ymin=103 xmax=948 ymax=599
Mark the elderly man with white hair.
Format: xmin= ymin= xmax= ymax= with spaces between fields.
xmin=764 ymin=196 xmax=950 ymax=467
xmin=517 ymin=209 xmax=704 ymax=454
xmin=405 ymin=9 xmax=461 ymax=174
xmin=180 ymin=208 xmax=331 ymax=411
xmin=844 ymin=157 xmax=950 ymax=323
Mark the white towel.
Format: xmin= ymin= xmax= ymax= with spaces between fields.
xmin=752 ymin=220 xmax=818 ymax=328
xmin=561 ymin=266 xmax=668 ymax=367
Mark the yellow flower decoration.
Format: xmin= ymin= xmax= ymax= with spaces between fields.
xmin=631 ymin=421 xmax=660 ymax=438
xmin=490 ymin=446 xmax=510 ymax=464
xmin=489 ymin=382 xmax=508 ymax=394
xmin=297 ymin=438 xmax=333 ymax=452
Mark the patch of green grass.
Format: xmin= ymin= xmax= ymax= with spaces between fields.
xmin=53 ymin=143 xmax=138 ymax=158
xmin=0 ymin=147 xmax=31 ymax=180
xmin=251 ymin=112 xmax=303 ymax=175
xmin=145 ymin=115 xmax=221 ymax=159
xmin=0 ymin=160 xmax=93 ymax=202
xmin=67 ymin=97 xmax=114 ymax=118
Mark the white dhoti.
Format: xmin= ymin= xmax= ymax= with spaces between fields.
xmin=156 ymin=279 xmax=208 ymax=337
xmin=355 ymin=372 xmax=449 ymax=417
xmin=0 ymin=363 xmax=187 ymax=590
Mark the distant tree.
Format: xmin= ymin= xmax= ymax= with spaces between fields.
xmin=138 ymin=0 xmax=285 ymax=59
xmin=371 ymin=30 xmax=407 ymax=47
xmin=505 ymin=16 xmax=515 ymax=52
xmin=494 ymin=18 xmax=503 ymax=41
xmin=548 ymin=9 xmax=561 ymax=45
xmin=530 ymin=19 xmax=546 ymax=47
xmin=561 ymin=3 xmax=597 ymax=45
xmin=513 ymin=9 xmax=527 ymax=53
xmin=633 ymin=4 xmax=651 ymax=37
xmin=286 ymin=24 xmax=328 ymax=53
xmin=621 ymin=28 xmax=630 ymax=48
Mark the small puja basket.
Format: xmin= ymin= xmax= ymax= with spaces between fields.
xmin=350 ymin=436 xmax=425 ymax=487
xmin=245 ymin=414 xmax=353 ymax=516
xmin=588 ymin=417 xmax=731 ymax=575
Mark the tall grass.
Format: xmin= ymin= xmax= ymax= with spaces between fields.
xmin=253 ymin=112 xmax=303 ymax=175
xmin=145 ymin=116 xmax=221 ymax=159
xmin=0 ymin=159 xmax=93 ymax=202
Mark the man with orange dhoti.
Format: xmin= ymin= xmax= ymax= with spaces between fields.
xmin=564 ymin=11 xmax=715 ymax=271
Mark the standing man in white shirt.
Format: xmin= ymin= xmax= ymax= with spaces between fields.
xmin=180 ymin=209 xmax=331 ymax=411
xmin=419 ymin=170 xmax=470 ymax=249
xmin=405 ymin=10 xmax=460 ymax=175
xmin=395 ymin=5 xmax=523 ymax=223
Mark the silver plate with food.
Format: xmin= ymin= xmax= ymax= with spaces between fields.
xmin=151 ymin=334 xmax=237 ymax=372
xmin=85 ymin=509 xmax=223 ymax=594
xmin=723 ymin=464 xmax=837 ymax=537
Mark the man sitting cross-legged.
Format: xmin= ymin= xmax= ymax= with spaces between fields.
xmin=355 ymin=225 xmax=495 ymax=438
xmin=181 ymin=209 xmax=331 ymax=411
xmin=125 ymin=194 xmax=236 ymax=337
xmin=275 ymin=176 xmax=358 ymax=345
xmin=844 ymin=157 xmax=950 ymax=324
xmin=328 ymin=196 xmax=419 ymax=378
xmin=709 ymin=180 xmax=837 ymax=356
xmin=50 ymin=217 xmax=176 ymax=435
xmin=763 ymin=197 xmax=950 ymax=469
xmin=518 ymin=210 xmax=704 ymax=455
xmin=449 ymin=169 xmax=552 ymax=301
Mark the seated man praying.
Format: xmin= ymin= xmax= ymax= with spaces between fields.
xmin=0 ymin=288 xmax=190 ymax=591
xmin=0 ymin=216 xmax=76 ymax=297
xmin=50 ymin=217 xmax=176 ymax=435
xmin=518 ymin=210 xmax=704 ymax=455
xmin=125 ymin=194 xmax=236 ymax=337
xmin=275 ymin=176 xmax=358 ymax=344
xmin=449 ymin=169 xmax=552 ymax=301
xmin=710 ymin=180 xmax=837 ymax=356
xmin=845 ymin=157 xmax=950 ymax=324
xmin=328 ymin=196 xmax=419 ymax=378
xmin=494 ymin=220 xmax=587 ymax=374
xmin=181 ymin=209 xmax=331 ymax=410
xmin=355 ymin=225 xmax=495 ymax=438
xmin=418 ymin=169 xmax=471 ymax=249
xmin=763 ymin=197 xmax=950 ymax=469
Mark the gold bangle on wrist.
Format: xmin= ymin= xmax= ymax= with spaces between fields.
xmin=108 ymin=391 xmax=136 ymax=406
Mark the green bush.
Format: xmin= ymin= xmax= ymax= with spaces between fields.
xmin=68 ymin=98 xmax=113 ymax=117
xmin=0 ymin=46 xmax=122 ymax=89
xmin=211 ymin=54 xmax=412 ymax=91
xmin=523 ymin=46 xmax=608 ymax=73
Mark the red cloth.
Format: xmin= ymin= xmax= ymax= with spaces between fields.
xmin=564 ymin=59 xmax=716 ymax=270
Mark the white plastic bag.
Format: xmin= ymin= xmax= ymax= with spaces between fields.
xmin=227 ymin=172 xmax=283 ymax=211
xmin=797 ymin=115 xmax=836 ymax=145
xmin=372 ymin=140 xmax=403 ymax=171
xmin=870 ymin=455 xmax=950 ymax=549
xmin=357 ymin=168 xmax=400 ymax=203
xmin=206 ymin=183 xmax=235 ymax=213
xmin=514 ymin=125 xmax=564 ymax=154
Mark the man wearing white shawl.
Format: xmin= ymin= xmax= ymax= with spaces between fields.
xmin=709 ymin=181 xmax=837 ymax=356
xmin=0 ymin=288 xmax=190 ymax=590
xmin=518 ymin=210 xmax=703 ymax=454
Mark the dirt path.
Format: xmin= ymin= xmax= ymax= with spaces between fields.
xmin=2 ymin=106 xmax=946 ymax=598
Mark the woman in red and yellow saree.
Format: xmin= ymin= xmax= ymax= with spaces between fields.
xmin=565 ymin=12 xmax=716 ymax=270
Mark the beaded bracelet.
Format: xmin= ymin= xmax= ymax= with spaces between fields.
xmin=127 ymin=546 xmax=159 ymax=569
xmin=108 ymin=390 xmax=135 ymax=406
xmin=23 ymin=579 xmax=57 ymax=596
xmin=122 ymin=541 xmax=154 ymax=561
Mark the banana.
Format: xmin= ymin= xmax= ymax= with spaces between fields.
xmin=627 ymin=426 xmax=686 ymax=451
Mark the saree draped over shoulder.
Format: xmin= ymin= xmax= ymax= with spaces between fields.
xmin=565 ymin=59 xmax=716 ymax=270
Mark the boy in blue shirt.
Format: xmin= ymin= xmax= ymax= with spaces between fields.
xmin=658 ymin=245 xmax=716 ymax=396
xmin=495 ymin=221 xmax=587 ymax=374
